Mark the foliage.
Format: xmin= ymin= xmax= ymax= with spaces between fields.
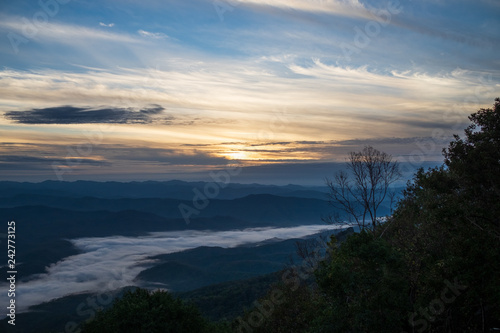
xmin=443 ymin=97 xmax=500 ymax=239
xmin=384 ymin=98 xmax=500 ymax=331
xmin=81 ymin=288 xmax=230 ymax=333
xmin=177 ymin=272 xmax=282 ymax=321
xmin=313 ymin=99 xmax=500 ymax=332
xmin=253 ymin=99 xmax=500 ymax=332
xmin=235 ymin=281 xmax=321 ymax=333
xmin=76 ymin=99 xmax=500 ymax=333
xmin=233 ymin=229 xmax=355 ymax=333
xmin=313 ymin=231 xmax=410 ymax=332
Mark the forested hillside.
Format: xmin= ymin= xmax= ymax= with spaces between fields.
xmin=80 ymin=99 xmax=500 ymax=332
xmin=236 ymin=98 xmax=500 ymax=332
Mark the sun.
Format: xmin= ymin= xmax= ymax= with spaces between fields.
xmin=221 ymin=151 xmax=252 ymax=160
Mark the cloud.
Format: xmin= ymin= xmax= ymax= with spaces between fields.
xmin=247 ymin=137 xmax=449 ymax=149
xmin=249 ymin=141 xmax=325 ymax=147
xmin=0 ymin=17 xmax=139 ymax=44
xmin=0 ymin=141 xmax=232 ymax=180
xmin=0 ymin=225 xmax=347 ymax=314
xmin=138 ymin=29 xmax=168 ymax=39
xmin=2 ymin=63 xmax=495 ymax=120
xmin=0 ymin=62 xmax=497 ymax=176
xmin=390 ymin=15 xmax=498 ymax=48
xmin=108 ymin=147 xmax=230 ymax=166
xmin=238 ymin=0 xmax=369 ymax=18
xmin=4 ymin=105 xmax=166 ymax=124
xmin=0 ymin=63 xmax=496 ymax=165
xmin=232 ymin=136 xmax=451 ymax=164
xmin=0 ymin=155 xmax=108 ymax=165
xmin=99 ymin=22 xmax=115 ymax=28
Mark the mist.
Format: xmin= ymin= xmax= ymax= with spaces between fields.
xmin=0 ymin=224 xmax=348 ymax=315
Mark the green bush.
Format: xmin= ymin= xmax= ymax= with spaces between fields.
xmin=81 ymin=288 xmax=230 ymax=333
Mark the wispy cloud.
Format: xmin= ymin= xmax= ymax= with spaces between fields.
xmin=0 ymin=0 xmax=498 ymax=181
xmin=2 ymin=63 xmax=495 ymax=113
xmin=0 ymin=17 xmax=139 ymax=44
xmin=238 ymin=0 xmax=369 ymax=18
xmin=138 ymin=29 xmax=169 ymax=39
xmin=0 ymin=155 xmax=109 ymax=171
xmin=0 ymin=61 xmax=497 ymax=145
xmin=99 ymin=22 xmax=115 ymax=28
xmin=390 ymin=15 xmax=499 ymax=48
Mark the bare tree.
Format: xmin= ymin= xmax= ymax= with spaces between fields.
xmin=325 ymin=146 xmax=400 ymax=230
xmin=294 ymin=235 xmax=329 ymax=271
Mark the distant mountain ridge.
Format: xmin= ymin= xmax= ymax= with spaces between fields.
xmin=0 ymin=180 xmax=329 ymax=200
xmin=0 ymin=192 xmax=337 ymax=282
xmin=0 ymin=180 xmax=368 ymax=332
xmin=0 ymin=194 xmax=333 ymax=224
xmin=0 ymin=181 xmax=394 ymax=282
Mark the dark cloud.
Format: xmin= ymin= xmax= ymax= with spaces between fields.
xmin=0 ymin=155 xmax=108 ymax=165
xmin=228 ymin=160 xmax=442 ymax=186
xmin=295 ymin=140 xmax=326 ymax=145
xmin=0 ymin=137 xmax=447 ymax=182
xmin=110 ymin=147 xmax=230 ymax=166
xmin=0 ymin=142 xmax=39 ymax=146
xmin=4 ymin=105 xmax=166 ymax=124
xmin=181 ymin=144 xmax=216 ymax=147
xmin=220 ymin=142 xmax=246 ymax=145
xmin=394 ymin=119 xmax=469 ymax=132
xmin=331 ymin=137 xmax=448 ymax=146
xmin=0 ymin=155 xmax=110 ymax=171
xmin=250 ymin=141 xmax=294 ymax=147
xmin=0 ymin=142 xmax=230 ymax=178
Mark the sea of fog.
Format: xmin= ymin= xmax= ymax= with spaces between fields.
xmin=0 ymin=224 xmax=350 ymax=315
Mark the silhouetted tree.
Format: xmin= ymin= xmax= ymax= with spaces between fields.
xmin=315 ymin=231 xmax=410 ymax=332
xmin=81 ymin=288 xmax=229 ymax=333
xmin=325 ymin=146 xmax=400 ymax=230
xmin=378 ymin=98 xmax=500 ymax=331
xmin=443 ymin=97 xmax=500 ymax=240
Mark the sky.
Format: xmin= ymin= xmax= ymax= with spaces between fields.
xmin=0 ymin=0 xmax=499 ymax=184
